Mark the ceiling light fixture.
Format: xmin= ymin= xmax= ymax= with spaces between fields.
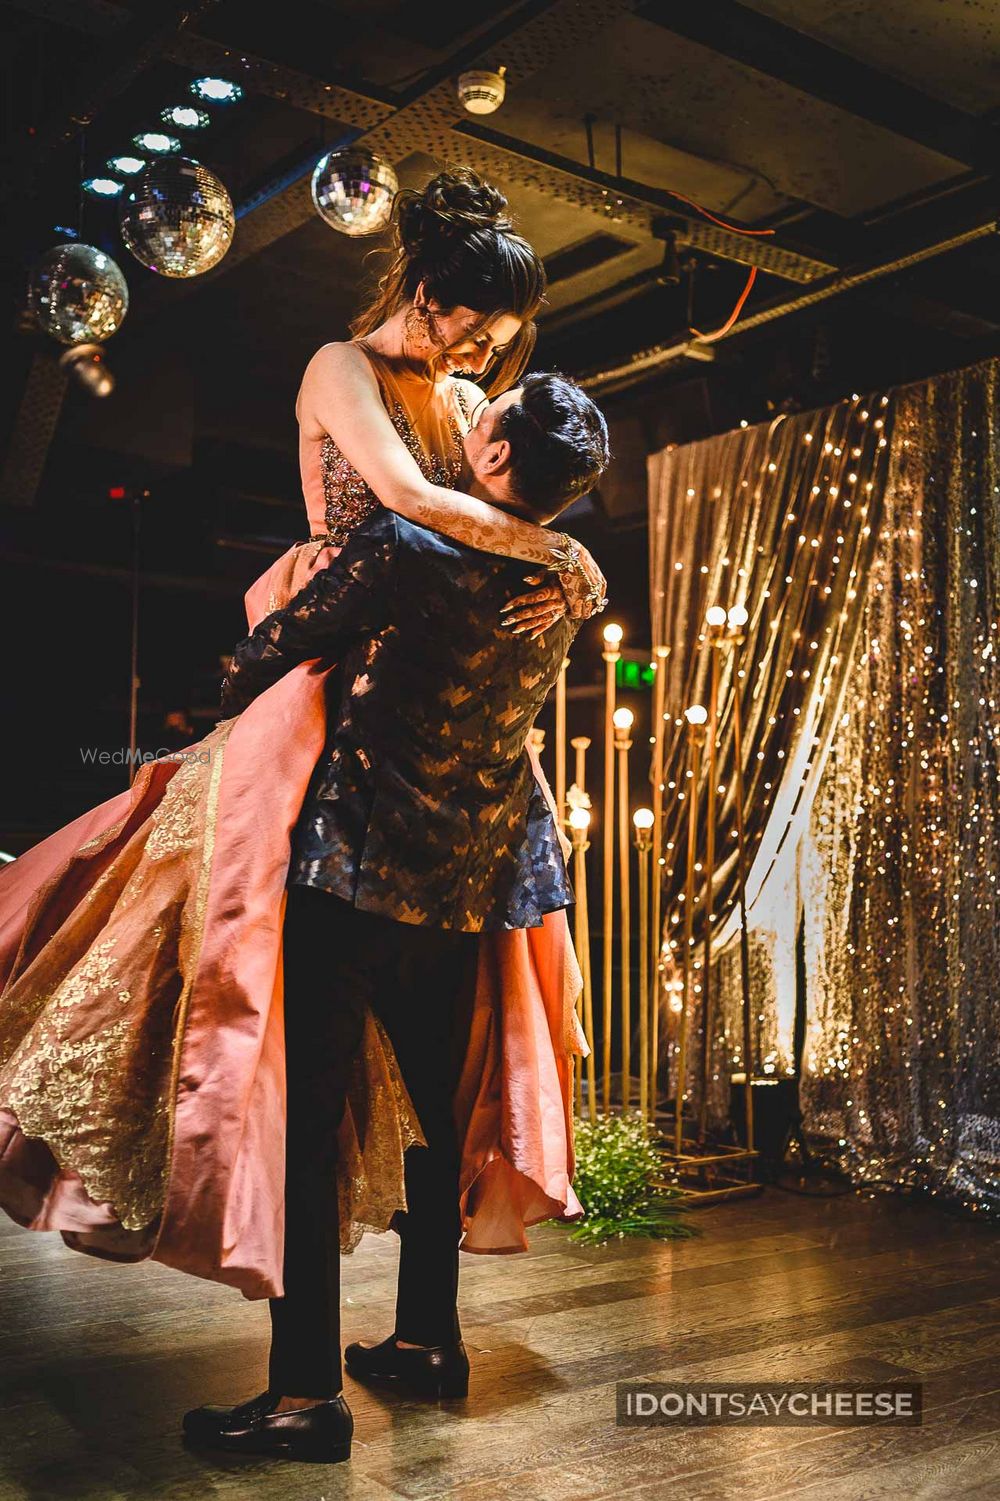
xmin=132 ymin=132 xmax=181 ymax=154
xmin=107 ymin=155 xmax=146 ymax=176
xmin=161 ymin=105 xmax=210 ymax=130
xmin=190 ymin=77 xmax=243 ymax=104
xmin=83 ymin=176 xmax=123 ymax=197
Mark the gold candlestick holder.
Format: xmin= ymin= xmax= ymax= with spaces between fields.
xmin=673 ymin=703 xmax=706 ymax=1153
xmin=601 ymin=623 xmax=623 ymax=1112
xmin=614 ymin=706 xmax=634 ymax=1110
xmin=649 ymin=645 xmax=670 ymax=1120
xmin=568 ymin=804 xmax=597 ymax=1123
xmin=633 ymin=807 xmax=654 ymax=1123
xmin=571 ymin=735 xmax=591 ymax=796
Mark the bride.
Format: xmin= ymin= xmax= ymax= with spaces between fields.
xmin=0 ymin=168 xmax=604 ymax=1299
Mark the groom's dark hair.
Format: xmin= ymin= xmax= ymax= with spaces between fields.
xmin=500 ymin=372 xmax=610 ymax=517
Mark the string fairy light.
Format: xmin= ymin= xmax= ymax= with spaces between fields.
xmin=645 ymin=366 xmax=999 ymax=1217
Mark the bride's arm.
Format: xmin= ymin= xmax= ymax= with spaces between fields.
xmin=298 ymin=343 xmax=604 ymax=617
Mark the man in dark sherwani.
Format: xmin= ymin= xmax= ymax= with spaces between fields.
xmin=184 ymin=373 xmax=609 ymax=1462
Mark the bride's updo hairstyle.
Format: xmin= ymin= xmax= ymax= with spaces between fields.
xmin=351 ymin=167 xmax=547 ymax=394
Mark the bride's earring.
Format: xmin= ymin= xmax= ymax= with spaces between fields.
xmin=404 ymin=302 xmax=431 ymax=351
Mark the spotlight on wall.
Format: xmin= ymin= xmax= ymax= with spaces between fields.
xmin=58 ymin=343 xmax=115 ymax=397
xmin=457 ymin=66 xmax=507 ymax=114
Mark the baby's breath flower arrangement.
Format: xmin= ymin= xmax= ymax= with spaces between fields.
xmin=566 ymin=1112 xmax=697 ymax=1245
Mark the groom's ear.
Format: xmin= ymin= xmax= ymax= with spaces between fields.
xmin=482 ymin=437 xmax=513 ymax=476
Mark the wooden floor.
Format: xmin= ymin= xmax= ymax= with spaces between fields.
xmin=1 ymin=1189 xmax=998 ymax=1500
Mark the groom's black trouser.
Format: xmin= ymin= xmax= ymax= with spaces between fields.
xmin=268 ymin=883 xmax=478 ymax=1399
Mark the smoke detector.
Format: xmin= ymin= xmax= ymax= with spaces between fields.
xmin=457 ymin=67 xmax=507 ymax=115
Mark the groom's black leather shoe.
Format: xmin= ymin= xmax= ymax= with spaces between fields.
xmin=182 ymin=1389 xmax=353 ymax=1463
xmin=345 ymin=1335 xmax=469 ymax=1399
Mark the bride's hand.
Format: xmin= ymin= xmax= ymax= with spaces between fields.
xmin=501 ymin=576 xmax=567 ymax=641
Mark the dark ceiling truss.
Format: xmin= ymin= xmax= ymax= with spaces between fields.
xmin=4 ymin=0 xmax=1000 ymax=500
xmin=3 ymin=0 xmax=655 ymax=499
xmin=4 ymin=0 xmax=837 ymax=280
xmin=0 ymin=0 xmax=222 ymax=504
xmin=8 ymin=0 xmax=995 ymax=267
xmin=216 ymin=0 xmax=668 ymax=276
xmin=19 ymin=1 xmax=221 ymax=173
xmin=578 ymin=178 xmax=1000 ymax=395
xmin=13 ymin=0 xmax=994 ymax=299
xmin=454 ymin=120 xmax=834 ymax=280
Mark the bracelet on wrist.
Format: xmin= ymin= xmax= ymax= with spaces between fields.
xmin=545 ymin=533 xmax=582 ymax=575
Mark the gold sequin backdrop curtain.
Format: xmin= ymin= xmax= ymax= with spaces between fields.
xmin=648 ymin=358 xmax=1000 ymax=1213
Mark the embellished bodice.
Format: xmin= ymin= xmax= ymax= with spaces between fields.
xmin=302 ymin=347 xmax=473 ymax=548
xmin=315 ymin=393 xmax=468 ymax=545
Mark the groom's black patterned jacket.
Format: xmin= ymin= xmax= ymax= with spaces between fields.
xmin=222 ymin=509 xmax=576 ymax=932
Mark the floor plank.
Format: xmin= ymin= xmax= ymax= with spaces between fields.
xmin=0 ymin=1191 xmax=996 ymax=1500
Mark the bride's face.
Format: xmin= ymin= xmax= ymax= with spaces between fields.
xmin=419 ymin=303 xmax=523 ymax=379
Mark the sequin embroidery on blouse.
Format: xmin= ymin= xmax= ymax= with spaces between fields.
xmin=315 ymin=391 xmax=467 ymax=546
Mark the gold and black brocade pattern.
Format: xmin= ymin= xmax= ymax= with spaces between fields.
xmin=318 ymin=398 xmax=466 ymax=545
xmin=229 ymin=510 xmax=575 ymax=932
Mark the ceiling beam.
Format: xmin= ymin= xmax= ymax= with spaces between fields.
xmin=455 ymin=120 xmax=835 ymax=280
xmin=2 ymin=0 xmax=396 ymax=128
xmin=7 ymin=0 xmax=653 ymax=257
xmin=637 ymin=0 xmax=1000 ymax=171
xmin=195 ymin=0 xmax=649 ymax=276
xmin=578 ymin=177 xmax=1000 ymax=394
xmin=8 ymin=0 xmax=837 ymax=278
xmin=5 ymin=0 xmax=646 ymax=500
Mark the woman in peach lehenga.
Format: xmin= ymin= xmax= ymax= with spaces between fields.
xmin=0 ymin=170 xmax=604 ymax=1301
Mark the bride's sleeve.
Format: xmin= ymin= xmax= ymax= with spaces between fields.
xmin=298 ymin=344 xmax=605 ymax=614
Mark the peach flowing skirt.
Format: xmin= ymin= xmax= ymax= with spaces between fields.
xmin=0 ymin=539 xmax=586 ymax=1298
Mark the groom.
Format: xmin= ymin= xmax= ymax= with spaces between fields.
xmin=184 ymin=373 xmax=609 ymax=1463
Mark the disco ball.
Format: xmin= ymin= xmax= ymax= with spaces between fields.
xmin=119 ymin=157 xmax=234 ymax=278
xmin=28 ymin=242 xmax=129 ymax=346
xmin=311 ymin=149 xmax=397 ymax=237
